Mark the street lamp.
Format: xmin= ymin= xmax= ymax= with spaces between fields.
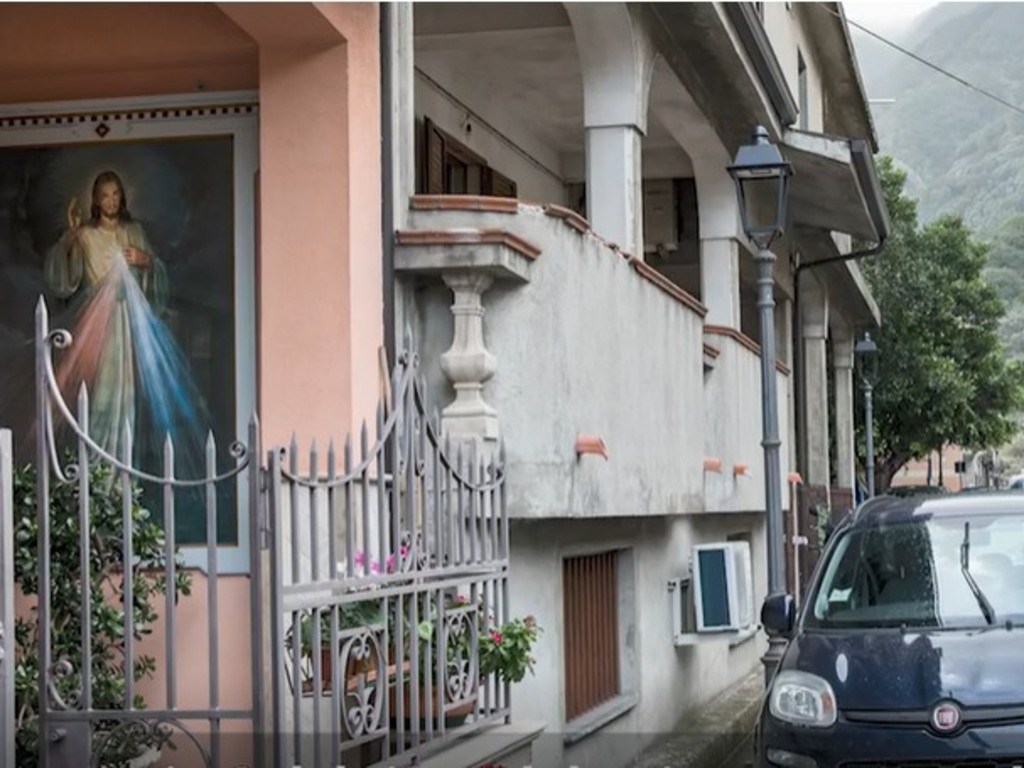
xmin=855 ymin=332 xmax=879 ymax=498
xmin=728 ymin=125 xmax=793 ymax=687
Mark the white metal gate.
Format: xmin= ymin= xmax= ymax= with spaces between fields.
xmin=0 ymin=301 xmax=512 ymax=768
xmin=31 ymin=299 xmax=265 ymax=768
xmin=267 ymin=344 xmax=511 ymax=768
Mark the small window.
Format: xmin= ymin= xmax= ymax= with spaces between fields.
xmin=421 ymin=117 xmax=517 ymax=198
xmin=563 ymin=551 xmax=620 ymax=721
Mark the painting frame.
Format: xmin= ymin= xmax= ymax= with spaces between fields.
xmin=0 ymin=91 xmax=258 ymax=574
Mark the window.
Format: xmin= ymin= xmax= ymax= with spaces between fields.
xmin=421 ymin=117 xmax=518 ymax=197
xmin=563 ymin=551 xmax=620 ymax=721
xmin=642 ymin=177 xmax=701 ymax=298
xmin=806 ymin=512 xmax=1024 ymax=630
xmin=798 ymin=50 xmax=808 ymax=130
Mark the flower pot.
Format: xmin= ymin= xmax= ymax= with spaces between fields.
xmin=387 ymin=682 xmax=476 ymax=728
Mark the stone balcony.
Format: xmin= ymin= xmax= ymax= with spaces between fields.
xmin=395 ymin=195 xmax=789 ymax=518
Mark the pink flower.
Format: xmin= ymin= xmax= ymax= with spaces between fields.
xmin=370 ymin=560 xmax=381 ymax=574
xmin=354 ymin=551 xmax=366 ymax=567
xmin=385 ymin=554 xmax=396 ymax=572
xmin=490 ymin=630 xmax=502 ymax=644
xmin=399 ymin=544 xmax=409 ymax=558
xmin=457 ymin=594 xmax=469 ymax=604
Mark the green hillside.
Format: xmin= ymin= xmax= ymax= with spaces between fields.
xmin=852 ymin=2 xmax=1024 ymax=236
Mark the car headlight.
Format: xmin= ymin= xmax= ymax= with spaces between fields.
xmin=769 ymin=670 xmax=837 ymax=728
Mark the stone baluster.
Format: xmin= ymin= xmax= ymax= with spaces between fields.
xmin=439 ymin=272 xmax=499 ymax=443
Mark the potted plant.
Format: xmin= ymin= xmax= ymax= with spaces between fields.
xmin=478 ymin=614 xmax=541 ymax=684
xmin=284 ymin=598 xmax=387 ymax=695
xmin=392 ymin=594 xmax=542 ymax=726
xmin=387 ymin=591 xmax=480 ymax=727
xmin=12 ymin=459 xmax=192 ymax=768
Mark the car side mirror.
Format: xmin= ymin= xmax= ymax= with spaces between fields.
xmin=761 ymin=592 xmax=796 ymax=636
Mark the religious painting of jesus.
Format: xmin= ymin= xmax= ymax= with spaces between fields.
xmin=0 ymin=134 xmax=239 ymax=545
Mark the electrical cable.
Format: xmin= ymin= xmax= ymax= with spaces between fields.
xmin=819 ymin=2 xmax=1024 ymax=120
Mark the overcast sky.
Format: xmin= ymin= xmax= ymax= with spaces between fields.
xmin=842 ymin=0 xmax=940 ymax=33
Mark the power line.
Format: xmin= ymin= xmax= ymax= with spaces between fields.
xmin=821 ymin=3 xmax=1024 ymax=120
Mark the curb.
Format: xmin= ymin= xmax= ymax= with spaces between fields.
xmin=627 ymin=670 xmax=764 ymax=768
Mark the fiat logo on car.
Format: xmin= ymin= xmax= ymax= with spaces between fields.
xmin=930 ymin=701 xmax=962 ymax=733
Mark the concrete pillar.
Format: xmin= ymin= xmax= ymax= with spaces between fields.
xmin=652 ymin=67 xmax=744 ymax=326
xmin=832 ymin=323 xmax=856 ymax=490
xmin=220 ymin=3 xmax=383 ymax=447
xmin=566 ymin=3 xmax=655 ymax=257
xmin=801 ymin=273 xmax=830 ymax=489
xmin=585 ymin=124 xmax=644 ymax=255
xmin=701 ymin=237 xmax=742 ymax=327
xmin=388 ymin=1 xmax=416 ymax=231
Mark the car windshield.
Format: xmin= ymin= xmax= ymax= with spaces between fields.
xmin=806 ymin=511 xmax=1024 ymax=630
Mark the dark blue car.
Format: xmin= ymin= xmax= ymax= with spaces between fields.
xmin=756 ymin=492 xmax=1024 ymax=767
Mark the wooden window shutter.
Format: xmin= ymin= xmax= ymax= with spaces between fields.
xmin=485 ymin=167 xmax=518 ymax=198
xmin=424 ymin=117 xmax=446 ymax=194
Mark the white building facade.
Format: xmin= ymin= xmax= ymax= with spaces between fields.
xmin=385 ymin=2 xmax=889 ymax=765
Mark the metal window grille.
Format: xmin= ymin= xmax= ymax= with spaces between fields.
xmin=563 ymin=551 xmax=619 ymax=722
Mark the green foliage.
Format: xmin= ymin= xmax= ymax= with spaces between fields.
xmin=855 ymin=4 xmax=1024 ymax=237
xmin=12 ymin=460 xmax=192 ymax=768
xmin=860 ymin=157 xmax=1024 ymax=488
xmin=478 ymin=615 xmax=541 ymax=684
xmin=983 ymin=215 xmax=1024 ymax=361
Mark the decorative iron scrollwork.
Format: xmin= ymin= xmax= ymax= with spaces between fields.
xmin=444 ymin=609 xmax=478 ymax=703
xmin=340 ymin=628 xmax=386 ymax=738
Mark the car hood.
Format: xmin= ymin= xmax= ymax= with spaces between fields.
xmin=783 ymin=629 xmax=1024 ymax=709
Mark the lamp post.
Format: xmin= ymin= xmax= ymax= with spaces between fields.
xmin=727 ymin=125 xmax=793 ymax=687
xmin=855 ymin=332 xmax=879 ymax=498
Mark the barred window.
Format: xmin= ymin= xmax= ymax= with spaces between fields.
xmin=563 ymin=551 xmax=620 ymax=721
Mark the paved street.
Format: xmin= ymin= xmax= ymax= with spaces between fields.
xmin=723 ymin=734 xmax=754 ymax=768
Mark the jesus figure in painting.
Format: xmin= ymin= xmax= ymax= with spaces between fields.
xmin=44 ymin=169 xmax=196 ymax=462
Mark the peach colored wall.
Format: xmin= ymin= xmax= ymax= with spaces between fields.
xmin=0 ymin=3 xmax=256 ymax=104
xmin=222 ymin=3 xmax=383 ymax=451
xmin=2 ymin=4 xmax=383 ymax=758
xmin=137 ymin=572 xmax=255 ymax=768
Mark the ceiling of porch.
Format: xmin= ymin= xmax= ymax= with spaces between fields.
xmin=413 ymin=2 xmax=695 ymax=179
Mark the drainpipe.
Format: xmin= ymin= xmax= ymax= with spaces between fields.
xmin=380 ymin=2 xmax=396 ymax=370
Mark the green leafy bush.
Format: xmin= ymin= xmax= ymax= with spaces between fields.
xmin=12 ymin=459 xmax=192 ymax=768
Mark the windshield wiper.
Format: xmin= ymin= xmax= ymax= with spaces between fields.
xmin=960 ymin=521 xmax=996 ymax=626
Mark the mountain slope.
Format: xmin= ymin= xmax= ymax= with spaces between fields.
xmin=852 ymin=3 xmax=1024 ymax=236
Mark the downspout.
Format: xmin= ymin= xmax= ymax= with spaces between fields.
xmin=380 ymin=2 xmax=396 ymax=370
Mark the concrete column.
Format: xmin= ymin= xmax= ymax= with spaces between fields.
xmin=701 ymin=237 xmax=742 ymax=327
xmin=832 ymin=325 xmax=856 ymax=490
xmin=566 ymin=3 xmax=655 ymax=258
xmin=801 ymin=273 xmax=830 ymax=489
xmin=778 ymin=297 xmax=797 ymax=472
xmin=585 ymin=124 xmax=644 ymax=255
xmin=388 ymin=1 xmax=416 ymax=231
xmin=652 ymin=69 xmax=744 ymax=325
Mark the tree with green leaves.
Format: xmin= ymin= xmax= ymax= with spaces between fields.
xmin=983 ymin=214 xmax=1024 ymax=360
xmin=859 ymin=156 xmax=1024 ymax=491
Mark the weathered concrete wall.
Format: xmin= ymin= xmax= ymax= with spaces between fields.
xmin=398 ymin=203 xmax=707 ymax=518
xmin=506 ymin=513 xmax=767 ymax=768
xmin=703 ymin=334 xmax=792 ymax=513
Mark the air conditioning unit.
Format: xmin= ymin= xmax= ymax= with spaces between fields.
xmin=692 ymin=541 xmax=754 ymax=633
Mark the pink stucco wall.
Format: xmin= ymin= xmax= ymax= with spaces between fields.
xmin=1 ymin=3 xmax=383 ymax=760
xmin=223 ymin=2 xmax=384 ymax=451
